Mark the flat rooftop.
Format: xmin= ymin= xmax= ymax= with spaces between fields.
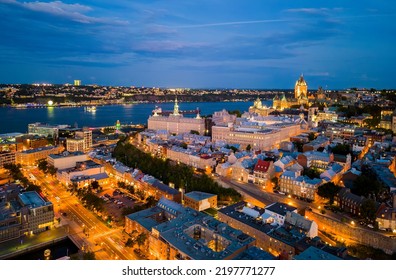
xmin=184 ymin=191 xmax=216 ymax=201
xmin=20 ymin=145 xmax=58 ymax=154
xmin=48 ymin=151 xmax=85 ymax=159
xmin=18 ymin=191 xmax=51 ymax=208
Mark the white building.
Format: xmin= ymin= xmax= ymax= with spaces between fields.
xmin=264 ymin=202 xmax=297 ymax=226
xmin=47 ymin=151 xmax=88 ymax=169
xmin=148 ymin=98 xmax=206 ymax=135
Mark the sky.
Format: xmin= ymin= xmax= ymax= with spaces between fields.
xmin=0 ymin=0 xmax=395 ymax=89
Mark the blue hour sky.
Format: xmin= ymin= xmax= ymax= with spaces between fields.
xmin=0 ymin=0 xmax=395 ymax=89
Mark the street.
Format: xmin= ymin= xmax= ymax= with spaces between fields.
xmin=24 ymin=167 xmax=138 ymax=260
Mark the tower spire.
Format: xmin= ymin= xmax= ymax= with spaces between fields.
xmin=173 ymin=96 xmax=180 ymax=116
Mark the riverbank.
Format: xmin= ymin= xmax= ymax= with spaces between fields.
xmin=0 ymin=226 xmax=72 ymax=260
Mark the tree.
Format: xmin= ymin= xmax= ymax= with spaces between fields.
xmin=317 ymin=182 xmax=341 ymax=205
xmin=303 ymin=167 xmax=321 ymax=179
xmin=47 ymin=166 xmax=58 ymax=176
xmin=308 ymin=132 xmax=316 ymax=141
xmin=90 ymin=181 xmax=100 ymax=190
xmin=125 ymin=238 xmax=134 ymax=248
xmin=271 ymin=177 xmax=279 ymax=189
xmin=246 ymin=144 xmax=251 ymax=151
xmin=352 ymin=167 xmax=383 ymax=198
xmin=37 ymin=159 xmax=48 ymax=172
xmin=190 ymin=130 xmax=199 ymax=135
xmin=136 ymin=233 xmax=147 ymax=247
xmin=117 ymin=181 xmax=127 ymax=189
xmin=360 ymin=199 xmax=377 ymax=223
xmin=228 ymin=110 xmax=242 ymax=117
xmin=180 ymin=142 xmax=188 ymax=149
xmin=331 ymin=143 xmax=351 ymax=156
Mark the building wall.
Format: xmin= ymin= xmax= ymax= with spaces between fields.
xmin=148 ymin=116 xmax=205 ymax=135
xmin=16 ymin=146 xmax=62 ymax=166
xmin=279 ymin=176 xmax=318 ymax=201
xmin=48 ymin=153 xmax=88 ymax=169
xmin=305 ymin=211 xmax=396 ymax=254
xmin=212 ymin=124 xmax=303 ymax=150
xmin=0 ymin=217 xmax=21 ymax=243
xmin=183 ymin=196 xmax=217 ymax=211
xmin=218 ymin=211 xmax=295 ymax=258
xmin=254 ymin=163 xmax=275 ymax=185
xmin=66 ymin=138 xmax=85 ymax=152
xmin=0 ymin=152 xmax=16 ymax=167
xmin=26 ymin=205 xmax=54 ymax=234
xmin=57 ymin=166 xmax=104 ymax=185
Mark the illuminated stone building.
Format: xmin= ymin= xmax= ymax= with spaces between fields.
xmin=212 ymin=115 xmax=306 ymax=150
xmin=248 ymin=97 xmax=274 ymax=116
xmin=148 ymin=98 xmax=206 ymax=135
xmin=183 ymin=191 xmax=217 ymax=211
xmin=272 ymin=75 xmax=309 ymax=110
xmin=294 ymin=74 xmax=308 ymax=100
xmin=16 ymin=145 xmax=62 ymax=166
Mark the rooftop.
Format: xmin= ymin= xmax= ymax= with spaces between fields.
xmin=48 ymin=151 xmax=85 ymax=159
xmin=20 ymin=145 xmax=58 ymax=154
xmin=265 ymin=202 xmax=297 ymax=216
xmin=254 ymin=159 xmax=271 ymax=173
xmin=18 ymin=191 xmax=51 ymax=208
xmin=184 ymin=191 xmax=216 ymax=202
xmin=294 ymin=246 xmax=341 ymax=260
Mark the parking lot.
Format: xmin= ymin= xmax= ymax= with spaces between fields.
xmin=99 ymin=189 xmax=138 ymax=225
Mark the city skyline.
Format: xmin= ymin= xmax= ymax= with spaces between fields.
xmin=0 ymin=1 xmax=395 ymax=89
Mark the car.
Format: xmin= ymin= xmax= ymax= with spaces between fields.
xmin=367 ymin=224 xmax=374 ymax=229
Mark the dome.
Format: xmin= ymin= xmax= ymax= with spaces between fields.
xmin=254 ymin=97 xmax=262 ymax=108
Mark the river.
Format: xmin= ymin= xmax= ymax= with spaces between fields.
xmin=0 ymin=100 xmax=272 ymax=134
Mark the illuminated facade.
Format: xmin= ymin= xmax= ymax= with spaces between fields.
xmin=279 ymin=171 xmax=322 ymax=201
xmin=294 ymin=74 xmax=308 ymax=100
xmin=183 ymin=191 xmax=217 ymax=211
xmin=66 ymin=129 xmax=92 ymax=152
xmin=0 ymin=151 xmax=16 ymax=168
xmin=272 ymin=75 xmax=309 ymax=110
xmin=16 ymin=145 xmax=62 ymax=166
xmin=47 ymin=151 xmax=87 ymax=169
xmin=0 ymin=191 xmax=54 ymax=243
xmin=148 ymin=98 xmax=206 ymax=135
xmin=212 ymin=121 xmax=305 ymax=150
xmin=248 ymin=97 xmax=274 ymax=116
xmin=66 ymin=138 xmax=84 ymax=152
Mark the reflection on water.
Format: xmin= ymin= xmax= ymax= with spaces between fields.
xmin=0 ymin=101 xmax=269 ymax=134
xmin=47 ymin=106 xmax=54 ymax=119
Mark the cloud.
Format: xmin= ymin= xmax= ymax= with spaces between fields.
xmin=0 ymin=0 xmax=128 ymax=25
xmin=286 ymin=8 xmax=343 ymax=15
xmin=173 ymin=19 xmax=290 ymax=29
